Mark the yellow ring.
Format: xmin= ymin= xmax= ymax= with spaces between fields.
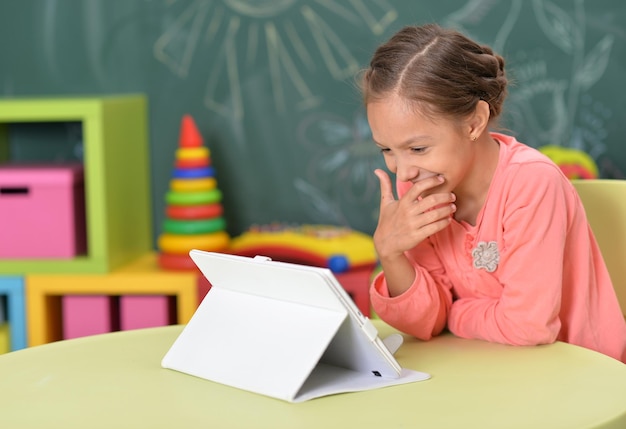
xmin=158 ymin=231 xmax=230 ymax=254
xmin=176 ymin=147 xmax=210 ymax=160
xmin=170 ymin=177 xmax=216 ymax=192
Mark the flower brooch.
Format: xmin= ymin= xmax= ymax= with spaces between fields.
xmin=472 ymin=241 xmax=499 ymax=272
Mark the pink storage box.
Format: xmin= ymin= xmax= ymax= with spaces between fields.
xmin=120 ymin=295 xmax=176 ymax=330
xmin=62 ymin=295 xmax=119 ymax=340
xmin=0 ymin=164 xmax=86 ymax=258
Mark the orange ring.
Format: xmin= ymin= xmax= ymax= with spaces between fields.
xmin=176 ymin=158 xmax=210 ymax=168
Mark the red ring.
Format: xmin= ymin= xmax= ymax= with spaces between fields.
xmin=166 ymin=203 xmax=223 ymax=220
xmin=158 ymin=252 xmax=198 ymax=271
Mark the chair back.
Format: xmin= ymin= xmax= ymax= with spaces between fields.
xmin=571 ymin=179 xmax=626 ymax=316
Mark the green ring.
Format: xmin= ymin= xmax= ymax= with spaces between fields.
xmin=166 ymin=189 xmax=222 ymax=205
xmin=163 ymin=217 xmax=226 ymax=235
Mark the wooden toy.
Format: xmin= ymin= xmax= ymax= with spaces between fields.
xmin=157 ymin=115 xmax=230 ymax=270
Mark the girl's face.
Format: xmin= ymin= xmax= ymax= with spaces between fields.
xmin=367 ymin=95 xmax=474 ymax=196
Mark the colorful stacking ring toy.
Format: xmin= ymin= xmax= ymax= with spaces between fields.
xmin=158 ymin=231 xmax=230 ymax=254
xmin=172 ymin=166 xmax=214 ymax=179
xmin=166 ymin=189 xmax=222 ymax=205
xmin=163 ymin=217 xmax=226 ymax=235
xmin=170 ymin=177 xmax=216 ymax=192
xmin=166 ymin=203 xmax=223 ymax=220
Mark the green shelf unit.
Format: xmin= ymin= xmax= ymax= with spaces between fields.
xmin=0 ymin=95 xmax=152 ymax=274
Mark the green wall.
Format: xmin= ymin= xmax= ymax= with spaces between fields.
xmin=1 ymin=0 xmax=624 ymax=244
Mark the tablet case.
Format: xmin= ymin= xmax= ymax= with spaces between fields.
xmin=161 ymin=251 xmax=430 ymax=402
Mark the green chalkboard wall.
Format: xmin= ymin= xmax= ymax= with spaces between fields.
xmin=1 ymin=0 xmax=625 ymax=243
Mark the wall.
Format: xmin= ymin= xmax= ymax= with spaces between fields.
xmin=1 ymin=0 xmax=624 ymax=241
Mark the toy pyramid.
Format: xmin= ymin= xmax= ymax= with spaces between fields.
xmin=157 ymin=114 xmax=230 ymax=270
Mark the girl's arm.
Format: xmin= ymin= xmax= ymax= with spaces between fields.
xmin=447 ymin=163 xmax=571 ymax=345
xmin=371 ymin=238 xmax=454 ymax=340
xmin=370 ymin=171 xmax=455 ymax=339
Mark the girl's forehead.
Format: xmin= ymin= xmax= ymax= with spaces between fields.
xmin=368 ymin=99 xmax=451 ymax=129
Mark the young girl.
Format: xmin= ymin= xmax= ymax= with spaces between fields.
xmin=362 ymin=24 xmax=626 ymax=363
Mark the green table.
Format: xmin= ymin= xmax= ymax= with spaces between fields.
xmin=0 ymin=322 xmax=625 ymax=429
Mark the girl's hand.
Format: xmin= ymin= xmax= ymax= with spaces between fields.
xmin=373 ymin=169 xmax=456 ymax=261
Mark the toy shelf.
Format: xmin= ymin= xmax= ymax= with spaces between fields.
xmin=25 ymin=252 xmax=200 ymax=346
xmin=0 ymin=95 xmax=152 ymax=274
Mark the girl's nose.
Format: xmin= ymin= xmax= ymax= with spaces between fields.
xmin=395 ymin=159 xmax=420 ymax=183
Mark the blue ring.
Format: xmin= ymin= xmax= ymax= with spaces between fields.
xmin=173 ymin=166 xmax=214 ymax=179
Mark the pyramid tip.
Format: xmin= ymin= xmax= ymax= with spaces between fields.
xmin=179 ymin=114 xmax=203 ymax=147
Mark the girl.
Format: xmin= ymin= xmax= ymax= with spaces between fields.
xmin=362 ymin=24 xmax=626 ymax=363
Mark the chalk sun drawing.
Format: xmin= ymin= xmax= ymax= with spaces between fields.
xmin=153 ymin=0 xmax=398 ymax=120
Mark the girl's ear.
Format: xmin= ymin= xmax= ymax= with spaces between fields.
xmin=467 ymin=100 xmax=491 ymax=138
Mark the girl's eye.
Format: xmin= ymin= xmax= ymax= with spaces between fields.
xmin=379 ymin=148 xmax=391 ymax=154
xmin=411 ymin=147 xmax=427 ymax=153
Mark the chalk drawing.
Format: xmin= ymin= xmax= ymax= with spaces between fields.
xmin=445 ymin=0 xmax=615 ymax=169
xmin=292 ymin=0 xmax=620 ymax=227
xmin=153 ymin=0 xmax=398 ymax=120
xmin=295 ymin=110 xmax=386 ymax=227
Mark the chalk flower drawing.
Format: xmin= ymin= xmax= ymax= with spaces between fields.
xmin=295 ymin=111 xmax=385 ymax=227
xmin=512 ymin=0 xmax=612 ymax=160
xmin=444 ymin=0 xmax=614 ymax=169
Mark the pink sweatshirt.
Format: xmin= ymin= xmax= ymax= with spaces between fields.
xmin=371 ymin=133 xmax=626 ymax=363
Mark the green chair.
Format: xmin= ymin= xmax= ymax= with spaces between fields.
xmin=572 ymin=179 xmax=626 ymax=317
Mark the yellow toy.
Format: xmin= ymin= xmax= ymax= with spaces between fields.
xmin=539 ymin=145 xmax=599 ymax=180
xmin=229 ymin=224 xmax=377 ymax=273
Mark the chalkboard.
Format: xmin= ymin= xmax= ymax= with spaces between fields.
xmin=1 ymin=0 xmax=625 ymax=242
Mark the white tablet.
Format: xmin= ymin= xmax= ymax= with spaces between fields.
xmin=161 ymin=250 xmax=429 ymax=402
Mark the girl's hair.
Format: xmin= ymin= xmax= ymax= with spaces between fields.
xmin=361 ymin=24 xmax=508 ymax=122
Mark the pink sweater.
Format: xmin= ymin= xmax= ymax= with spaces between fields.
xmin=371 ymin=133 xmax=626 ymax=363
